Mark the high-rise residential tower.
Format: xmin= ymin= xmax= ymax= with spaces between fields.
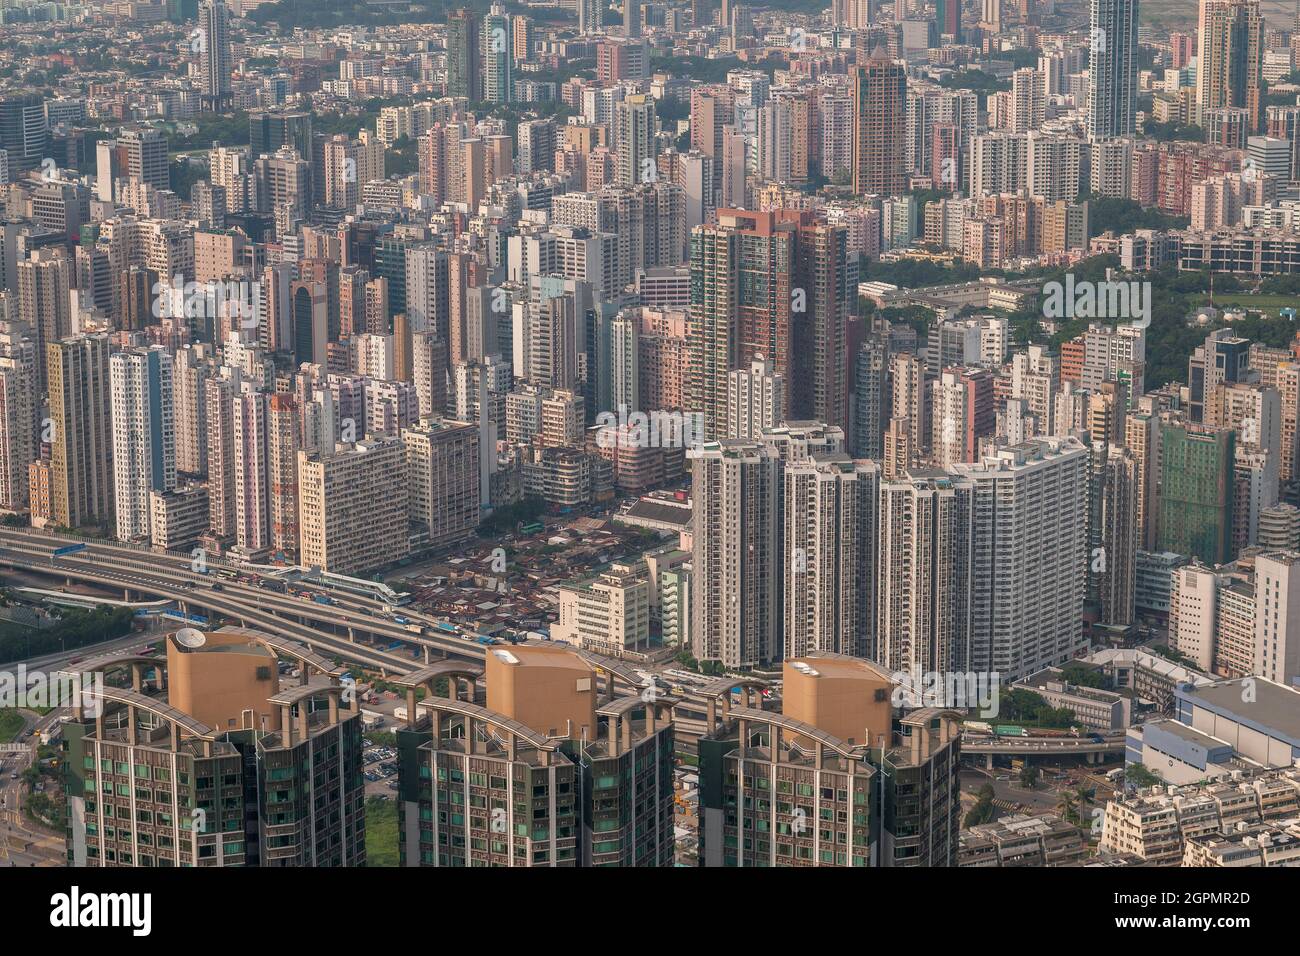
xmin=395 ymin=644 xmax=675 ymax=867
xmin=953 ymin=438 xmax=1090 ymax=679
xmin=877 ymin=470 xmax=974 ymax=675
xmin=1088 ymin=441 xmax=1139 ymax=628
xmin=1197 ymin=0 xmax=1264 ymax=133
xmin=783 ymin=456 xmax=880 ymax=660
xmin=1087 ymin=0 xmax=1139 ymax=139
xmin=483 ymin=5 xmax=513 ymax=104
xmin=446 ymin=9 xmax=483 ymax=101
xmin=48 ymin=334 xmax=114 ymax=531
xmin=198 ymin=0 xmax=233 ymax=112
xmin=63 ymin=626 xmax=366 ymax=867
xmin=689 ymin=440 xmax=780 ymax=669
xmin=726 ymin=355 xmax=784 ymax=440
xmin=1158 ymin=422 xmax=1236 ymax=565
xmin=0 ymin=320 xmax=35 ymax=513
xmin=853 ymin=56 xmax=907 ymax=196
xmin=110 ymin=347 xmax=175 ymax=542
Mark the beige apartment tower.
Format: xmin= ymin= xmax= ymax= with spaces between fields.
xmin=297 ymin=438 xmax=410 ymax=575
xmin=402 ymin=419 xmax=479 ymax=551
xmin=48 ymin=333 xmax=114 ymax=530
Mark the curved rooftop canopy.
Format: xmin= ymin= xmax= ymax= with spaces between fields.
xmin=727 ymin=705 xmax=865 ymax=760
xmin=416 ymin=697 xmax=560 ymax=752
xmin=93 ymin=685 xmax=215 ymax=739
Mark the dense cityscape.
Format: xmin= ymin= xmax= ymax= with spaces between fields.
xmin=0 ymin=0 xmax=1289 ymax=910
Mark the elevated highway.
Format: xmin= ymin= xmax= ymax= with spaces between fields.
xmin=959 ymin=733 xmax=1125 ymax=754
xmin=960 ymin=731 xmax=1126 ymax=768
xmin=0 ymin=529 xmax=442 ymax=674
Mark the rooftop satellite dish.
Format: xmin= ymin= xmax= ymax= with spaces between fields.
xmin=175 ymin=627 xmax=207 ymax=649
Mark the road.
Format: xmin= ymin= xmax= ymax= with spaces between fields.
xmin=0 ymin=529 xmax=691 ymax=721
xmin=959 ymin=733 xmax=1126 ymax=755
xmin=0 ymin=527 xmax=466 ymax=673
xmin=0 ymin=713 xmax=63 ymax=867
xmin=0 ymin=529 xmax=776 ymax=759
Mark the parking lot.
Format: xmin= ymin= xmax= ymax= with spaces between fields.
xmin=362 ymin=739 xmax=400 ymax=798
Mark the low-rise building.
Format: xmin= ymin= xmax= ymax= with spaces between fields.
xmin=1080 ymin=646 xmax=1212 ymax=714
xmin=1100 ymin=767 xmax=1300 ymax=865
xmin=1015 ymin=667 xmax=1132 ymax=731
xmin=149 ymin=485 xmax=210 ymax=551
xmin=1182 ymin=821 xmax=1300 ymax=866
xmin=959 ymin=813 xmax=1088 ymax=867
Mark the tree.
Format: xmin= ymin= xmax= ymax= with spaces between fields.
xmin=649 ymin=55 xmax=745 ymax=84
xmin=1060 ymin=663 xmax=1109 ymax=689
xmin=1148 ymin=643 xmax=1197 ymax=669
xmin=1000 ymin=688 xmax=1076 ymax=728
xmin=0 ymin=606 xmax=135 ymax=665
xmin=170 ymin=157 xmax=207 ymax=198
xmin=859 ymin=255 xmax=985 ymax=289
xmin=937 ymin=69 xmax=1008 ymax=97
xmin=964 ymin=784 xmax=996 ymax=827
xmin=384 ymin=135 xmax=418 ymax=178
xmin=1142 ymin=120 xmax=1206 ymax=143
xmin=1019 ymin=764 xmax=1039 ymax=789
xmin=1074 ymin=785 xmax=1096 ymax=826
xmin=476 ymin=497 xmax=545 ymax=536
xmin=655 ymin=96 xmax=689 ymax=124
xmin=1125 ymin=764 xmax=1161 ymax=788
xmin=1084 ymin=195 xmax=1189 ymax=239
xmin=1056 ymin=790 xmax=1078 ymax=823
xmin=1004 ymin=48 xmax=1042 ymax=69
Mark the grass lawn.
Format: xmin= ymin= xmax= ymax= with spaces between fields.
xmin=1138 ymin=0 xmax=1293 ymax=28
xmin=1138 ymin=0 xmax=1196 ymax=27
xmin=365 ymin=796 xmax=399 ymax=867
xmin=0 ymin=709 xmax=25 ymax=743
